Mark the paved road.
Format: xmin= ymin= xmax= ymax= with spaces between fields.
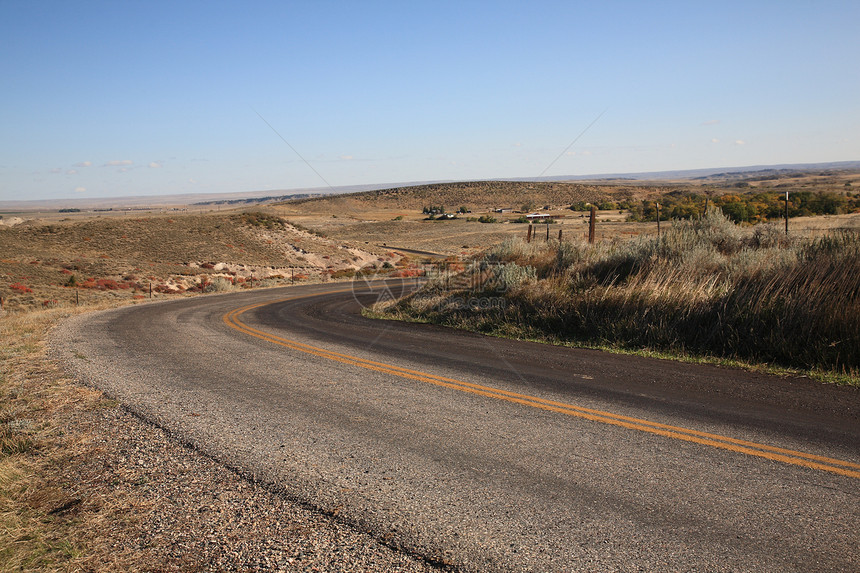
xmin=52 ymin=281 xmax=860 ymax=572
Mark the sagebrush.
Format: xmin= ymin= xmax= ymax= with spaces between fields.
xmin=384 ymin=209 xmax=859 ymax=378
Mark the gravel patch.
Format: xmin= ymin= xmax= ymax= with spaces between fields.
xmin=52 ymin=371 xmax=444 ymax=572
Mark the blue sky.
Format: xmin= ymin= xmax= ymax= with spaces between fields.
xmin=2 ymin=1 xmax=858 ymax=201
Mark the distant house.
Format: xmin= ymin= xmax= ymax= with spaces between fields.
xmin=526 ymin=213 xmax=552 ymax=220
xmin=494 ymin=208 xmax=513 ymax=213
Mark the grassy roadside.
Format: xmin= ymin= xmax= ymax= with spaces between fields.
xmin=373 ymin=210 xmax=860 ymax=386
xmin=0 ymin=303 xmax=142 ymax=571
xmin=365 ymin=306 xmax=857 ymax=386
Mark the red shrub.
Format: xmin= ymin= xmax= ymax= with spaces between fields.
xmin=390 ymin=269 xmax=424 ymax=278
xmin=9 ymin=283 xmax=33 ymax=293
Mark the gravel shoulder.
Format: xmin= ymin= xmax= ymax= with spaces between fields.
xmin=57 ymin=386 xmax=442 ymax=572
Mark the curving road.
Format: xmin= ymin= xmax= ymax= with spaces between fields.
xmin=52 ymin=281 xmax=860 ymax=572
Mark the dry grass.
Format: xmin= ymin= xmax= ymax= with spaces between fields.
xmin=0 ymin=304 xmax=130 ymax=571
xmin=383 ymin=210 xmax=860 ymax=383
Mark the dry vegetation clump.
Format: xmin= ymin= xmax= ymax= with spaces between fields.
xmin=383 ymin=209 xmax=860 ymax=381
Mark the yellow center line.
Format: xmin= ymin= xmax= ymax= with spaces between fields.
xmin=223 ymin=290 xmax=860 ymax=480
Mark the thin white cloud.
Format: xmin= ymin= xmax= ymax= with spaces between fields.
xmin=734 ymin=140 xmax=746 ymax=146
xmin=711 ymin=138 xmax=720 ymax=143
xmin=565 ymin=151 xmax=576 ymax=156
xmin=74 ymin=186 xmax=86 ymax=193
xmin=50 ymin=167 xmax=62 ymax=173
xmin=701 ymin=119 xmax=721 ymax=126
xmin=514 ymin=142 xmax=523 ymax=147
xmin=104 ymin=159 xmax=134 ymax=167
xmin=74 ymin=161 xmax=92 ymax=167
xmin=340 ymin=155 xmax=353 ymax=160
xmin=66 ymin=169 xmax=78 ymax=175
xmin=149 ymin=161 xmax=162 ymax=168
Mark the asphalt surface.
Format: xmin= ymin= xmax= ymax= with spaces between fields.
xmin=52 ymin=281 xmax=860 ymax=572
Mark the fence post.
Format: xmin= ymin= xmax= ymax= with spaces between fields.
xmin=588 ymin=206 xmax=596 ymax=244
xmin=656 ymin=202 xmax=661 ymax=237
xmin=558 ymin=228 xmax=563 ymax=242
xmin=526 ymin=224 xmax=532 ymax=243
xmin=785 ymin=190 xmax=789 ymax=235
xmin=546 ymin=222 xmax=550 ymax=241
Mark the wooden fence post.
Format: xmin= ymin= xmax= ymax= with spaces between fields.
xmin=656 ymin=202 xmax=661 ymax=237
xmin=527 ymin=224 xmax=532 ymax=243
xmin=588 ymin=206 xmax=596 ymax=244
xmin=558 ymin=228 xmax=563 ymax=242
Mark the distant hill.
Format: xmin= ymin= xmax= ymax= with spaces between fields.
xmin=2 ymin=161 xmax=857 ymax=212
xmin=287 ymin=180 xmax=612 ymax=212
xmin=531 ymin=160 xmax=860 ymax=183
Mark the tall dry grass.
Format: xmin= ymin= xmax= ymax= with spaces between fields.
xmin=386 ymin=209 xmax=859 ymax=378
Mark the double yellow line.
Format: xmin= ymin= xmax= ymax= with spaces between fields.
xmin=224 ymin=290 xmax=860 ymax=480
